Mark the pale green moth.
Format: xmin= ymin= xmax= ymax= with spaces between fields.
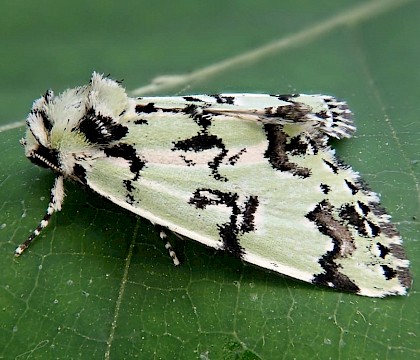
xmin=17 ymin=72 xmax=411 ymax=297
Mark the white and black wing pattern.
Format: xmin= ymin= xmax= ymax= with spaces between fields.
xmin=20 ymin=73 xmax=411 ymax=297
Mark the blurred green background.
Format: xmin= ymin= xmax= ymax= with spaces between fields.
xmin=0 ymin=1 xmax=418 ymax=359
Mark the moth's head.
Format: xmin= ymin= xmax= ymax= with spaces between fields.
xmin=22 ymin=72 xmax=129 ymax=177
xmin=22 ymin=88 xmax=66 ymax=175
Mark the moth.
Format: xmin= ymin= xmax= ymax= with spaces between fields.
xmin=17 ymin=72 xmax=411 ymax=297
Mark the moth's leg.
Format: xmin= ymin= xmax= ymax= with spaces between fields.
xmin=156 ymin=225 xmax=180 ymax=266
xmin=15 ymin=175 xmax=65 ymax=256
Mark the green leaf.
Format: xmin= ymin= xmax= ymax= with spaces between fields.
xmin=1 ymin=0 xmax=418 ymax=359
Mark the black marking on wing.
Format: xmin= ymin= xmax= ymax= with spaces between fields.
xmin=123 ymin=179 xmax=135 ymax=192
xmin=134 ymin=119 xmax=148 ymax=125
xmin=320 ymin=183 xmax=331 ymax=194
xmin=381 ymin=265 xmax=397 ymax=280
xmin=339 ymin=204 xmax=380 ymax=237
xmin=265 ymin=103 xmax=310 ymax=120
xmin=182 ymin=104 xmax=212 ymax=128
xmin=377 ymin=242 xmax=390 ymax=259
xmin=357 ymin=201 xmax=370 ymax=216
xmin=323 ymin=159 xmax=339 ymax=174
xmin=189 ymin=189 xmax=259 ymax=258
xmin=103 ymin=144 xmax=145 ymax=204
xmin=263 ymin=124 xmax=311 ymax=178
xmin=183 ymin=103 xmax=198 ymax=114
xmin=227 ymin=148 xmax=247 ymax=165
xmin=76 ymin=107 xmax=128 ymax=144
xmin=308 ymin=194 xmax=411 ymax=291
xmin=135 ymin=103 xmax=158 ymax=113
xmin=126 ymin=193 xmax=135 ymax=205
xmin=316 ymin=110 xmax=329 ymax=119
xmin=172 ymin=107 xmax=229 ymax=181
xmin=212 ymin=95 xmax=235 ymax=104
xmin=240 ymin=196 xmax=259 ymax=233
xmin=173 ymin=134 xmax=228 ymax=181
xmin=275 ymin=94 xmax=299 ymax=101
xmin=104 ymin=144 xmax=146 ymax=181
xmin=179 ymin=155 xmax=196 ymax=166
xmin=285 ymin=135 xmax=317 ymax=156
xmin=172 ymin=133 xmax=221 ymax=153
xmin=123 ymin=180 xmax=137 ymax=205
xmin=183 ymin=96 xmax=204 ymax=102
xmin=345 ymin=179 xmax=359 ymax=194
xmin=306 ymin=200 xmax=360 ymax=293
xmin=135 ymin=103 xmax=180 ymax=114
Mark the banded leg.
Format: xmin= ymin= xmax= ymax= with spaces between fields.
xmin=156 ymin=226 xmax=180 ymax=266
xmin=15 ymin=176 xmax=65 ymax=256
